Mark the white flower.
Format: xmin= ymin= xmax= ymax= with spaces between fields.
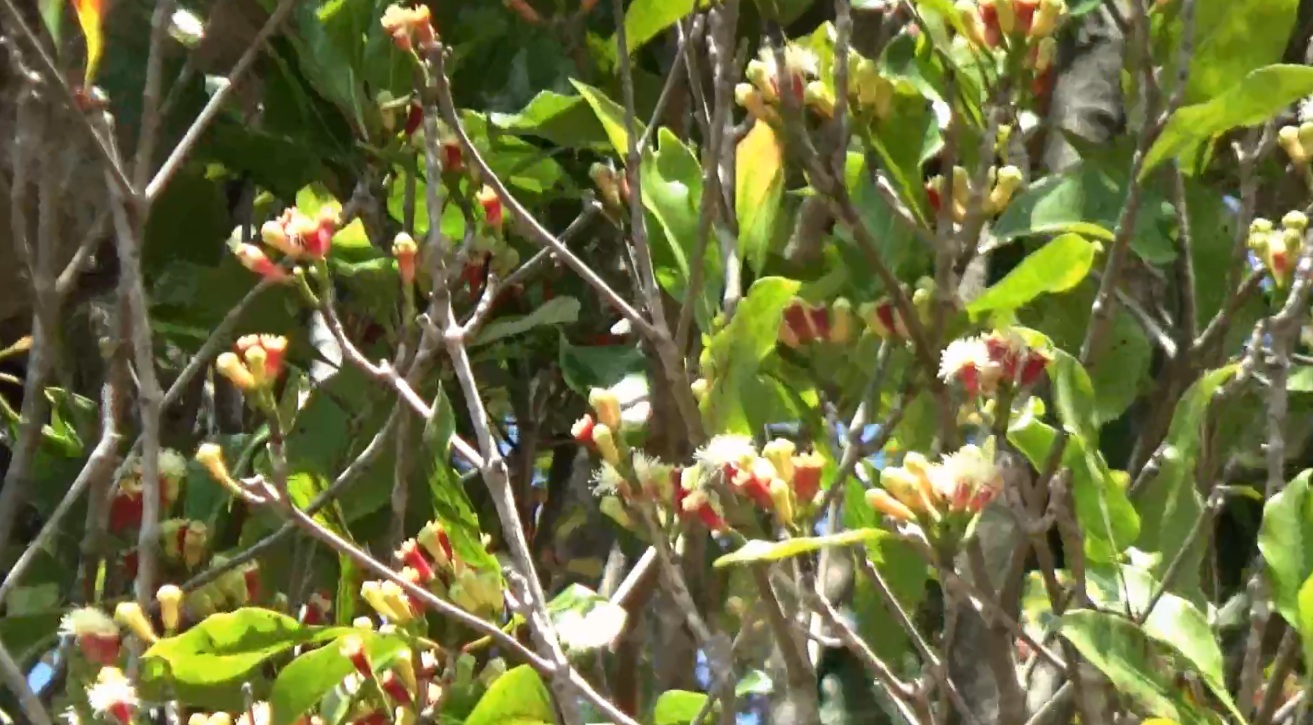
xmin=632 ymin=452 xmax=674 ymax=496
xmin=158 ymin=449 xmax=188 ymax=479
xmin=931 ymin=444 xmax=1002 ymax=509
xmin=86 ymin=667 xmax=138 ymax=724
xmin=59 ymin=607 xmax=118 ymax=639
xmin=695 ymin=435 xmax=757 ymax=470
xmin=784 ymin=45 xmax=820 ymax=78
xmin=938 ymin=336 xmax=991 ymax=382
xmin=590 ymin=463 xmax=625 ymax=496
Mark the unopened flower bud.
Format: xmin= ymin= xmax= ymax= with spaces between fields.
xmin=1284 ymin=210 xmax=1308 ymax=232
xmin=690 ymin=378 xmax=709 ymax=402
xmin=588 ymin=388 xmax=622 ymax=431
xmin=762 ymin=439 xmax=797 ymax=483
xmin=156 ymin=585 xmax=183 ymax=633
xmin=803 ymin=81 xmax=835 ymax=118
xmin=476 ymin=185 xmax=505 ymax=229
xmin=341 ymin=635 xmax=372 ymax=677
xmin=381 ymin=669 xmax=413 ymax=704
xmin=393 ymin=233 xmax=419 ymax=285
xmin=791 ymin=451 xmax=824 ymax=504
xmin=195 ymin=443 xmax=242 ymax=496
xmin=353 ymin=616 xmax=375 ymax=630
xmin=769 ymin=478 xmax=795 ymax=524
xmin=571 ymin=414 xmax=596 ymax=445
xmin=830 ymin=298 xmax=855 ymax=343
xmin=591 ymin=423 xmax=621 ymax=466
xmin=866 ymin=488 xmax=917 ymax=522
xmin=114 ymin=601 xmax=159 ymax=645
xmin=1029 ymin=0 xmax=1065 ymax=38
xmin=215 ymin=352 xmax=256 ymax=392
xmin=235 ymin=244 xmax=288 ymax=281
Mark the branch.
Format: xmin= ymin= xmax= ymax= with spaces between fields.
xmin=0 ymin=637 xmax=52 ymax=725
xmin=143 ymin=0 xmax=298 ymax=202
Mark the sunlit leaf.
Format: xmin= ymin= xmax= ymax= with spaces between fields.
xmin=714 ymin=529 xmax=887 ymax=568
xmin=736 ymin=120 xmax=785 ymax=274
xmin=270 ymin=630 xmax=407 ymax=725
xmin=70 ymin=0 xmax=104 ymax=87
xmin=570 ymin=80 xmax=646 ymax=158
xmin=463 ymin=665 xmax=554 ymax=725
xmin=967 ymin=235 xmax=1097 ymax=318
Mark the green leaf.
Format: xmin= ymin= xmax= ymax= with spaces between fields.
xmin=1143 ymin=64 xmax=1313 ymax=178
xmin=422 ymin=408 xmax=500 ymax=576
xmin=612 ymin=0 xmax=697 ymax=56
xmin=1009 ymin=415 xmax=1139 ymax=562
xmin=1059 ymin=610 xmax=1203 ymax=722
xmin=558 ymin=337 xmax=646 ymax=394
xmin=546 ymin=584 xmax=628 ymax=654
xmin=642 ymin=128 xmax=720 ymax=326
xmin=736 ymin=120 xmax=786 ymax=274
xmin=836 ymin=153 xmax=926 ymax=294
xmin=1298 ymin=574 xmax=1313 ymax=685
xmin=570 ymin=80 xmax=646 ymax=158
xmin=654 ymin=690 xmax=711 ymax=725
xmin=1259 ymin=469 xmax=1313 ymax=628
xmin=1084 ymin=565 xmax=1242 ymax=720
xmin=991 ymin=162 xmax=1174 ymax=264
xmin=967 ymin=235 xmax=1096 ymax=318
xmin=1186 ymin=0 xmax=1300 ymax=103
xmin=141 ymin=608 xmax=343 ymax=708
xmin=700 ymin=277 xmax=800 ymax=434
xmin=714 ymin=529 xmax=887 ymax=568
xmin=473 ymin=296 xmax=581 ymax=347
xmin=1134 ymin=365 xmax=1238 ymax=604
xmin=464 ymin=665 xmax=554 ymax=725
xmin=1050 ymin=348 xmax=1099 ymax=443
xmin=0 ymin=611 xmax=61 ymax=665
xmin=489 ymin=91 xmax=609 ymax=149
xmin=143 ymin=169 xmax=231 ymax=274
xmin=269 ymin=631 xmax=407 ymax=725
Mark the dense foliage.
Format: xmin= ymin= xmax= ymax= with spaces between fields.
xmin=8 ymin=0 xmax=1313 ymax=723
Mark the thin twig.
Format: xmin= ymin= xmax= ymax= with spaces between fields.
xmin=0 ymin=637 xmax=52 ymax=725
xmin=144 ymin=0 xmax=298 ymax=201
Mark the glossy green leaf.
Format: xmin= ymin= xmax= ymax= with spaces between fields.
xmin=558 ymin=337 xmax=646 ymax=395
xmin=570 ymin=80 xmax=646 ymax=158
xmin=1050 ymin=349 xmax=1099 ymax=443
xmin=991 ymin=162 xmax=1174 ymax=264
xmin=736 ymin=120 xmax=786 ymax=274
xmin=473 ymin=296 xmax=581 ymax=347
xmin=612 ymin=0 xmax=697 ymax=56
xmin=714 ymin=529 xmax=886 ymax=568
xmin=1143 ymin=65 xmax=1313 ymax=178
xmin=141 ymin=608 xmax=343 ymax=708
xmin=1134 ymin=366 xmax=1238 ymax=603
xmin=489 ymin=91 xmax=609 ymax=149
xmin=1009 ymin=414 xmax=1139 ymax=562
xmin=1186 ymin=0 xmax=1300 ymax=103
xmin=968 ymin=235 xmax=1096 ymax=319
xmin=464 ymin=665 xmax=554 ymax=725
xmin=422 ymin=402 xmax=500 ymax=576
xmin=654 ymin=690 xmax=711 ymax=725
xmin=642 ymin=128 xmax=720 ymax=326
xmin=1085 ymin=566 xmax=1242 ymax=721
xmin=700 ymin=277 xmax=800 ymax=434
xmin=1259 ymin=469 xmax=1313 ymax=628
xmin=270 ymin=631 xmax=407 ymax=725
xmin=1059 ymin=610 xmax=1203 ymax=722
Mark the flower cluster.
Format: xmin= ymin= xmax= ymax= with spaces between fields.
xmin=957 ymin=0 xmax=1066 ymax=50
xmin=215 ymin=334 xmax=288 ymax=393
xmin=238 ymin=204 xmax=340 ymax=282
xmin=161 ymin=519 xmax=209 ymax=569
xmin=778 ymin=297 xmax=857 ymax=347
xmin=737 ymin=45 xmax=820 ymax=121
xmin=801 ymin=54 xmax=898 ymax=121
xmin=1248 ymin=212 xmax=1307 ymax=288
xmin=865 ymin=442 xmax=1003 ymax=524
xmin=356 ymin=520 xmax=504 ymax=624
xmin=939 ymin=329 xmax=1051 ymax=396
xmin=693 ymin=434 xmax=825 ymax=528
xmin=108 ymin=449 xmax=187 ymax=533
xmin=859 ymin=278 xmax=935 ymax=341
xmin=381 ymin=3 xmax=436 ymax=53
xmin=925 ymin=165 xmax=1024 ymax=224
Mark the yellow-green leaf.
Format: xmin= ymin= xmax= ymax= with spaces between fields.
xmin=569 ymin=80 xmax=646 ymax=158
xmin=735 ymin=120 xmax=785 ymax=274
xmin=714 ymin=529 xmax=886 ymax=568
xmin=967 ymin=234 xmax=1096 ymax=319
